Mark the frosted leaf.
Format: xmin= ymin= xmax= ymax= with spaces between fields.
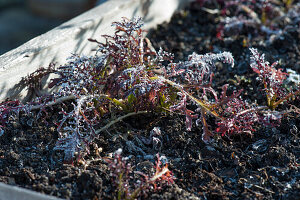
xmin=286 ymin=69 xmax=300 ymax=85
xmin=168 ymin=51 xmax=234 ymax=85
xmin=112 ymin=17 xmax=144 ymax=33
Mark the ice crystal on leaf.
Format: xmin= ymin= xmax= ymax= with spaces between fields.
xmin=112 ymin=16 xmax=144 ymax=34
xmin=167 ymin=51 xmax=234 ymax=85
xmin=49 ymin=54 xmax=102 ymax=97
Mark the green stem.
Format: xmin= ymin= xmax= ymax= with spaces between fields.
xmin=153 ymin=76 xmax=223 ymax=120
xmin=95 ymin=111 xmax=148 ymax=134
xmin=118 ymin=173 xmax=124 ymax=200
xmin=272 ymin=89 xmax=300 ymax=109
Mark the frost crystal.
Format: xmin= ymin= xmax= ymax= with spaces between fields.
xmin=112 ymin=17 xmax=144 ymax=33
xmin=286 ymin=69 xmax=300 ymax=85
xmin=168 ymin=51 xmax=234 ymax=85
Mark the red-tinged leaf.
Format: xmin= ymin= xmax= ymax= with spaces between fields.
xmin=185 ymin=109 xmax=198 ymax=131
xmin=149 ymin=89 xmax=157 ymax=104
xmin=202 ymin=125 xmax=214 ymax=143
xmin=200 ymin=108 xmax=214 ymax=143
xmin=216 ymin=123 xmax=228 ymax=136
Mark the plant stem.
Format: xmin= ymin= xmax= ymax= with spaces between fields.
xmin=30 ymin=95 xmax=76 ymax=111
xmin=95 ymin=111 xmax=148 ymax=134
xmin=30 ymin=94 xmax=109 ymax=111
xmin=154 ymin=76 xmax=223 ymax=120
xmin=235 ymin=106 xmax=268 ymax=117
xmin=272 ymin=89 xmax=300 ymax=109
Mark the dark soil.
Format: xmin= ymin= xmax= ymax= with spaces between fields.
xmin=0 ymin=1 xmax=300 ymax=200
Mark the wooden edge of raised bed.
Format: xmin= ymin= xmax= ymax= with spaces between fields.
xmin=0 ymin=182 xmax=63 ymax=200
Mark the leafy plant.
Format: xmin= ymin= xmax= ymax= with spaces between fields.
xmin=249 ymin=48 xmax=300 ymax=110
xmin=0 ymin=17 xmax=299 ymax=163
xmin=105 ymin=149 xmax=174 ymax=200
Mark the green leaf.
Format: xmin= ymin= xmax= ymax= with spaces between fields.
xmin=112 ymin=98 xmax=127 ymax=110
xmin=127 ymin=93 xmax=136 ymax=104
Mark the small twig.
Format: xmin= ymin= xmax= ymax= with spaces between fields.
xmin=201 ymin=7 xmax=220 ymax=14
xmin=252 ymin=184 xmax=275 ymax=194
xmin=245 ymin=187 xmax=264 ymax=196
xmin=30 ymin=95 xmax=76 ymax=111
xmin=30 ymin=94 xmax=109 ymax=111
xmin=95 ymin=111 xmax=148 ymax=134
xmin=236 ymin=106 xmax=268 ymax=117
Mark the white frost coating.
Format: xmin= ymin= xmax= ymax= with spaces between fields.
xmin=115 ymin=148 xmax=123 ymax=155
xmin=168 ymin=51 xmax=234 ymax=85
xmin=286 ymin=68 xmax=300 ymax=85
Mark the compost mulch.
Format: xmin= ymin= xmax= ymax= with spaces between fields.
xmin=0 ymin=2 xmax=299 ymax=200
